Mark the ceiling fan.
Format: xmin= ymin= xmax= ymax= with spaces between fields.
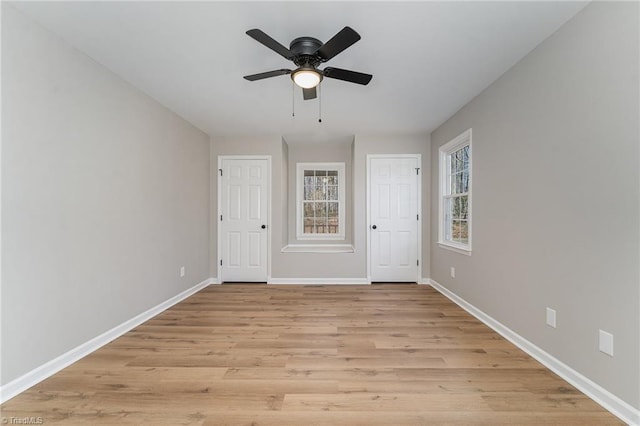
xmin=243 ymin=26 xmax=373 ymax=100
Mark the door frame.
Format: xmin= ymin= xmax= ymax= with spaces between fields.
xmin=217 ymin=155 xmax=272 ymax=283
xmin=366 ymin=154 xmax=422 ymax=283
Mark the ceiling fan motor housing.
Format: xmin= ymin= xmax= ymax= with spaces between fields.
xmin=289 ymin=37 xmax=323 ymax=67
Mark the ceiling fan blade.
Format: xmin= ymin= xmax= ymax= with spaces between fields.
xmin=243 ymin=69 xmax=292 ymax=81
xmin=302 ymin=87 xmax=317 ymax=100
xmin=322 ymin=67 xmax=372 ymax=85
xmin=316 ymin=26 xmax=361 ymax=61
xmin=246 ymin=29 xmax=294 ymax=60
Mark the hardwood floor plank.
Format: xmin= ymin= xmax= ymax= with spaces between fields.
xmin=0 ymin=284 xmax=623 ymax=425
xmin=125 ymin=354 xmax=289 ymax=368
xmin=222 ymin=367 xmax=401 ymax=381
xmin=201 ymin=411 xmax=623 ymax=426
xmin=281 ymin=393 xmax=491 ymax=411
xmin=285 ymin=355 xmax=447 ymax=369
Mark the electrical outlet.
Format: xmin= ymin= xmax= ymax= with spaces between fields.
xmin=546 ymin=308 xmax=556 ymax=328
xmin=180 ymin=266 xmax=185 ymax=278
xmin=450 ymin=267 xmax=455 ymax=278
xmin=599 ymin=330 xmax=614 ymax=357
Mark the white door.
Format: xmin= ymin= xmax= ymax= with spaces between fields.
xmin=369 ymin=156 xmax=420 ymax=282
xmin=220 ymin=158 xmax=269 ymax=282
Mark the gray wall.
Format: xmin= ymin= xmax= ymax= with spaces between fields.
xmin=430 ymin=2 xmax=639 ymax=409
xmin=210 ymin=133 xmax=431 ymax=280
xmin=1 ymin=6 xmax=211 ymax=385
xmin=281 ymin=140 xmax=289 ymax=249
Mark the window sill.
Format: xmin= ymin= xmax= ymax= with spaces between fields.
xmin=438 ymin=242 xmax=472 ymax=256
xmin=281 ymin=244 xmax=355 ymax=253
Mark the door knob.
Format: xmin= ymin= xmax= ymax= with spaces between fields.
xmin=261 ymin=224 xmax=266 ymax=229
xmin=372 ymin=225 xmax=377 ymax=230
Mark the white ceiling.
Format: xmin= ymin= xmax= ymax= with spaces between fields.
xmin=12 ymin=1 xmax=588 ymax=138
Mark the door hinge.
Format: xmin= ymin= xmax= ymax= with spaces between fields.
xmin=416 ymin=167 xmax=420 ymax=175
xmin=220 ymin=259 xmax=222 ymax=266
xmin=417 ymin=214 xmax=419 ymax=220
xmin=417 ymin=259 xmax=419 ymax=266
xmin=219 ymin=168 xmax=223 ymax=176
xmin=220 ymin=215 xmax=223 ymax=221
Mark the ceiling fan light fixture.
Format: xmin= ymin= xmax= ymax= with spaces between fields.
xmin=292 ymin=68 xmax=322 ymax=89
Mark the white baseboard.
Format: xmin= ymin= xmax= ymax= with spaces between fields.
xmin=268 ymin=277 xmax=370 ymax=285
xmin=0 ymin=277 xmax=215 ymax=404
xmin=427 ymin=278 xmax=640 ymax=426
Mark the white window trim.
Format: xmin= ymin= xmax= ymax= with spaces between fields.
xmin=296 ymin=162 xmax=346 ymax=240
xmin=281 ymin=244 xmax=354 ymax=253
xmin=438 ymin=129 xmax=472 ymax=254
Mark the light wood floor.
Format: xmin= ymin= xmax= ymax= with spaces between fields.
xmin=1 ymin=284 xmax=623 ymax=425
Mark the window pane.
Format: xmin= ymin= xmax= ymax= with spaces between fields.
xmin=444 ymin=197 xmax=452 ymax=218
xmin=450 ymin=172 xmax=457 ymax=195
xmin=461 ymin=169 xmax=469 ymax=193
xmin=452 ymin=196 xmax=461 ymax=219
xmin=327 ymin=185 xmax=337 ymax=200
xmin=310 ymin=186 xmax=321 ymax=200
xmin=450 ymin=152 xmax=459 ymax=175
xmin=327 ymin=170 xmax=338 ymax=185
xmin=328 ymin=202 xmax=339 ymax=234
xmin=451 ymin=171 xmax=466 ymax=195
xmin=316 ymin=203 xmax=327 ymax=218
xmin=304 ymin=185 xmax=314 ymax=201
xmin=315 ymin=216 xmax=327 ymax=234
xmin=314 ymin=171 xmax=326 ymax=188
xmin=452 ymin=220 xmax=462 ymax=241
xmin=462 ymin=145 xmax=469 ymax=166
xmin=304 ymin=217 xmax=314 ymax=233
xmin=459 ymin=220 xmax=469 ymax=243
xmin=444 ymin=198 xmax=452 ymax=241
xmin=315 ymin=216 xmax=327 ymax=226
xmin=304 ymin=202 xmax=317 ymax=236
xmin=304 ymin=170 xmax=315 ymax=188
xmin=303 ymin=202 xmax=314 ymax=219
xmin=450 ymin=152 xmax=469 ymax=194
xmin=327 ymin=202 xmax=338 ymax=217
xmin=459 ymin=172 xmax=467 ymax=194
xmin=460 ymin=196 xmax=468 ymax=219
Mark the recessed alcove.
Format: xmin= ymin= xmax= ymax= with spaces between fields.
xmin=280 ymin=133 xmax=355 ymax=253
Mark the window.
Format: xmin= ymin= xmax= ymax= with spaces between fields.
xmin=296 ymin=162 xmax=345 ymax=240
xmin=439 ymin=129 xmax=472 ymax=254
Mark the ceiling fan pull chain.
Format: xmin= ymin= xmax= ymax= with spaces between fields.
xmin=292 ymin=80 xmax=295 ymax=117
xmin=318 ymin=84 xmax=322 ymax=123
